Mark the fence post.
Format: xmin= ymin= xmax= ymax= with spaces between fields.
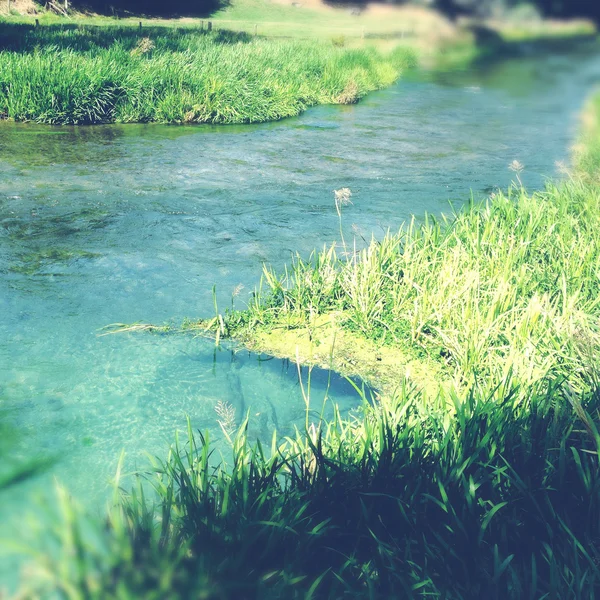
xmin=139 ymin=21 xmax=142 ymax=31
xmin=208 ymin=21 xmax=212 ymax=31
xmin=254 ymin=24 xmax=257 ymax=36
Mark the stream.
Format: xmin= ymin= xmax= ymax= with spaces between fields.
xmin=1 ymin=40 xmax=600 ymax=588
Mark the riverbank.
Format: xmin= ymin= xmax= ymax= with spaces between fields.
xmin=181 ymin=174 xmax=600 ymax=398
xmin=0 ymin=1 xmax=436 ymax=125
xmin=0 ymin=23 xmax=416 ymax=125
xmin=575 ymin=91 xmax=600 ymax=181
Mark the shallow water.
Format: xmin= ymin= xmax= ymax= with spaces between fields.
xmin=1 ymin=42 xmax=600 ymax=588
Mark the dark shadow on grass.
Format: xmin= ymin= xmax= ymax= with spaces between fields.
xmin=468 ymin=23 xmax=599 ymax=67
xmin=0 ymin=22 xmax=251 ymax=53
xmin=69 ymin=0 xmax=230 ymax=19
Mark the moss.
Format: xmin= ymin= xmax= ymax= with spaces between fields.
xmin=186 ymin=311 xmax=449 ymax=398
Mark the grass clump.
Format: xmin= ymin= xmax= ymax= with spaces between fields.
xmin=22 ymin=381 xmax=600 ymax=598
xmin=0 ymin=23 xmax=416 ymax=125
xmin=192 ymin=178 xmax=600 ymax=395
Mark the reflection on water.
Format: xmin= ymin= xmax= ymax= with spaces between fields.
xmin=1 ymin=42 xmax=600 ymax=588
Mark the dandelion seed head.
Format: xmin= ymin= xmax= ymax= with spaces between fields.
xmin=509 ymin=159 xmax=524 ymax=173
xmin=333 ymin=187 xmax=353 ymax=209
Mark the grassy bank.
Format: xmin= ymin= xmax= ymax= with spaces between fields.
xmin=575 ymin=91 xmax=600 ymax=181
xmin=1 ymin=0 xmax=596 ymax=125
xmin=22 ymin=383 xmax=600 ymax=599
xmin=181 ymin=176 xmax=600 ymax=397
xmin=0 ymin=23 xmax=415 ymax=125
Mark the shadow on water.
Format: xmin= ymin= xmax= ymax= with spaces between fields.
xmin=0 ymin=334 xmax=367 ymax=506
xmin=0 ymin=121 xmax=254 ymax=167
xmin=420 ymin=34 xmax=600 ymax=96
xmin=0 ymin=124 xmax=130 ymax=166
xmin=469 ymin=26 xmax=600 ymax=66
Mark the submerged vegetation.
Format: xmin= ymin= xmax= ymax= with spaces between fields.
xmin=0 ymin=23 xmax=416 ymax=125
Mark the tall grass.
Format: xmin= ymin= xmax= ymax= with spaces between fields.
xmin=213 ymin=179 xmax=600 ymax=393
xmin=576 ymin=91 xmax=600 ymax=181
xmin=0 ymin=23 xmax=416 ymax=125
xmin=22 ymin=381 xmax=600 ymax=598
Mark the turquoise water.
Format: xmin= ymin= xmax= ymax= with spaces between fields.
xmin=1 ymin=42 xmax=600 ymax=588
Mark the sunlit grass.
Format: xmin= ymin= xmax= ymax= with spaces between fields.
xmin=575 ymin=91 xmax=600 ymax=181
xmin=0 ymin=23 xmax=416 ymax=125
xmin=0 ymin=0 xmax=455 ymax=42
xmin=194 ymin=178 xmax=600 ymax=396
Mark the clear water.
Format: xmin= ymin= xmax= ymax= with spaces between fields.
xmin=1 ymin=42 xmax=600 ymax=588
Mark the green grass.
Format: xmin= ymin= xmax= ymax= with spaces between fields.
xmin=22 ymin=382 xmax=600 ymax=598
xmin=576 ymin=91 xmax=600 ymax=181
xmin=193 ymin=177 xmax=600 ymax=396
xmin=0 ymin=22 xmax=416 ymax=125
xmin=0 ymin=0 xmax=452 ymax=41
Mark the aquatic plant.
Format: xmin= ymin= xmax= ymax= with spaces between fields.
xmin=333 ymin=186 xmax=352 ymax=254
xmin=9 ymin=247 xmax=99 ymax=275
xmin=214 ymin=399 xmax=236 ymax=440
